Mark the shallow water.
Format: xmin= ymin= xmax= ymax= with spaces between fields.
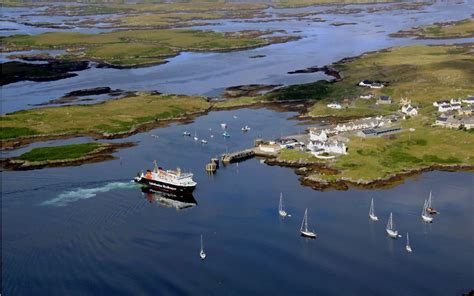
xmin=2 ymin=107 xmax=473 ymax=295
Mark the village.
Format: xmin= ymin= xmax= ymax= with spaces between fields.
xmin=250 ymin=80 xmax=474 ymax=162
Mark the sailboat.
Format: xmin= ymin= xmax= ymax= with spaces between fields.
xmin=201 ymin=139 xmax=208 ymax=144
xmin=220 ymin=123 xmax=227 ymax=129
xmin=183 ymin=131 xmax=191 ymax=136
xmin=300 ymin=208 xmax=316 ymax=238
xmin=278 ymin=193 xmax=287 ymax=217
xmin=405 ymin=232 xmax=413 ymax=253
xmin=386 ymin=212 xmax=399 ymax=238
xmin=222 ymin=132 xmax=230 ymax=138
xmin=241 ymin=125 xmax=251 ymax=132
xmin=200 ymin=234 xmax=206 ymax=260
xmin=193 ymin=132 xmax=199 ymax=141
xmin=421 ymin=199 xmax=433 ymax=223
xmin=426 ymin=191 xmax=439 ymax=214
xmin=369 ymin=198 xmax=379 ymax=221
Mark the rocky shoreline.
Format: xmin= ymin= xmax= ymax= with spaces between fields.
xmin=0 ymin=142 xmax=136 ymax=171
xmin=264 ymin=157 xmax=474 ymax=191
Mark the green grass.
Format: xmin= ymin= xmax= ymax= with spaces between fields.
xmin=410 ymin=18 xmax=474 ymax=39
xmin=1 ymin=29 xmax=270 ymax=67
xmin=16 ymin=143 xmax=103 ymax=162
xmin=0 ymin=127 xmax=38 ymax=139
xmin=0 ymin=94 xmax=210 ymax=138
xmin=277 ymin=149 xmax=321 ymax=162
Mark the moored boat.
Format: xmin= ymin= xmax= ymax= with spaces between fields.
xmin=386 ymin=212 xmax=399 ymax=238
xmin=421 ymin=199 xmax=433 ymax=223
xmin=369 ymin=198 xmax=378 ymax=221
xmin=134 ymin=161 xmax=197 ymax=195
xmin=300 ymin=208 xmax=317 ymax=238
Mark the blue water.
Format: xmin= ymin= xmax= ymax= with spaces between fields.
xmin=1 ymin=1 xmax=474 ymax=295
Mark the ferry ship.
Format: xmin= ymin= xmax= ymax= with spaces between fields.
xmin=134 ymin=161 xmax=197 ymax=194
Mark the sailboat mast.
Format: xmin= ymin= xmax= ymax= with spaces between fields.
xmin=428 ymin=191 xmax=432 ymax=208
xmin=301 ymin=209 xmax=306 ymax=231
xmin=200 ymin=234 xmax=203 ymax=251
xmin=406 ymin=233 xmax=410 ymax=246
xmin=304 ymin=210 xmax=309 ymax=231
xmin=370 ymin=198 xmax=374 ymax=216
xmin=387 ymin=213 xmax=392 ymax=230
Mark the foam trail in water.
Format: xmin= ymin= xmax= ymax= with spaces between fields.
xmin=42 ymin=182 xmax=139 ymax=207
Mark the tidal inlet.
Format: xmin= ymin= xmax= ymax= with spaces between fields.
xmin=1 ymin=0 xmax=473 ymax=295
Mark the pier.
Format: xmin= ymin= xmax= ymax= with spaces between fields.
xmin=221 ymin=149 xmax=255 ymax=164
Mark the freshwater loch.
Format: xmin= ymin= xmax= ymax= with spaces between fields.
xmin=1 ymin=1 xmax=473 ymax=295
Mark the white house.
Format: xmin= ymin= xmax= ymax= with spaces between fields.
xmin=360 ymin=93 xmax=374 ymax=100
xmin=309 ymin=130 xmax=328 ymax=142
xmin=462 ymin=117 xmax=474 ymax=130
xmin=450 ymin=98 xmax=461 ymax=105
xmin=451 ymin=103 xmax=462 ymax=110
xmin=327 ymin=103 xmax=342 ymax=109
xmin=358 ymin=80 xmax=374 ymax=87
xmin=308 ymin=140 xmax=347 ymax=155
xmin=401 ymin=104 xmax=418 ymax=116
xmin=433 ymin=100 xmax=450 ymax=107
xmin=459 ymin=106 xmax=473 ymax=116
xmin=370 ymin=83 xmax=384 ymax=89
xmin=462 ymin=97 xmax=474 ymax=104
xmin=438 ymin=104 xmax=454 ymax=112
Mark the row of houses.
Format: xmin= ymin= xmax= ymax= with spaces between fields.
xmin=434 ymin=116 xmax=474 ymax=130
xmin=308 ymin=139 xmax=347 ymax=155
xmin=401 ymin=104 xmax=418 ymax=116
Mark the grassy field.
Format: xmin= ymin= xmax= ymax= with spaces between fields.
xmin=16 ymin=142 xmax=103 ymax=162
xmin=273 ymin=0 xmax=395 ymax=8
xmin=1 ymin=29 xmax=272 ymax=67
xmin=0 ymin=93 xmax=210 ymax=139
xmin=393 ymin=18 xmax=474 ymax=39
xmin=296 ymin=44 xmax=474 ymax=117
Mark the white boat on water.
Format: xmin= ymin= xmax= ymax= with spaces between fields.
xmin=183 ymin=131 xmax=191 ymax=136
xmin=300 ymin=208 xmax=316 ymax=238
xmin=222 ymin=132 xmax=230 ymax=137
xmin=369 ymin=198 xmax=378 ymax=221
xmin=278 ymin=193 xmax=287 ymax=217
xmin=233 ymin=115 xmax=238 ymax=119
xmin=193 ymin=132 xmax=199 ymax=141
xmin=406 ymin=232 xmax=413 ymax=253
xmin=201 ymin=139 xmax=208 ymax=144
xmin=386 ymin=212 xmax=399 ymax=238
xmin=426 ymin=191 xmax=439 ymax=214
xmin=421 ymin=199 xmax=433 ymax=223
xmin=200 ymin=234 xmax=206 ymax=260
xmin=241 ymin=125 xmax=251 ymax=132
xmin=220 ymin=123 xmax=227 ymax=129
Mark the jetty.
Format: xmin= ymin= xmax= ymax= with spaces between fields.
xmin=221 ymin=149 xmax=255 ymax=163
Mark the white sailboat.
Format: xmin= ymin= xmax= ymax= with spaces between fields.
xmin=300 ymin=208 xmax=316 ymax=238
xmin=426 ymin=191 xmax=439 ymax=214
xmin=421 ymin=199 xmax=433 ymax=223
xmin=201 ymin=139 xmax=208 ymax=144
xmin=278 ymin=193 xmax=287 ymax=217
xmin=405 ymin=232 xmax=413 ymax=253
xmin=200 ymin=234 xmax=206 ymax=260
xmin=369 ymin=198 xmax=379 ymax=221
xmin=386 ymin=212 xmax=399 ymax=238
xmin=193 ymin=131 xmax=199 ymax=141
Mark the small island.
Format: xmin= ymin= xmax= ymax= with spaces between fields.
xmin=390 ymin=18 xmax=474 ymax=39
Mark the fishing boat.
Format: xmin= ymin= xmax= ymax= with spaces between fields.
xmin=183 ymin=131 xmax=191 ymax=136
xmin=220 ymin=123 xmax=227 ymax=129
xmin=386 ymin=212 xmax=399 ymax=238
xmin=405 ymin=232 xmax=413 ymax=253
xmin=241 ymin=125 xmax=251 ymax=132
xmin=278 ymin=193 xmax=287 ymax=217
xmin=134 ymin=161 xmax=197 ymax=195
xmin=369 ymin=198 xmax=379 ymax=221
xmin=201 ymin=139 xmax=208 ymax=144
xmin=222 ymin=132 xmax=230 ymax=137
xmin=426 ymin=191 xmax=439 ymax=214
xmin=193 ymin=132 xmax=199 ymax=141
xmin=421 ymin=200 xmax=433 ymax=223
xmin=200 ymin=234 xmax=206 ymax=260
xmin=300 ymin=208 xmax=317 ymax=238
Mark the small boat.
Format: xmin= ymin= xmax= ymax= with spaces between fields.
xmin=201 ymin=139 xmax=208 ymax=144
xmin=300 ymin=208 xmax=317 ymax=238
xmin=220 ymin=123 xmax=227 ymax=129
xmin=421 ymin=199 xmax=433 ymax=223
xmin=151 ymin=134 xmax=159 ymax=139
xmin=193 ymin=132 xmax=199 ymax=141
xmin=369 ymin=198 xmax=378 ymax=221
xmin=278 ymin=193 xmax=287 ymax=217
xmin=222 ymin=132 xmax=230 ymax=138
xmin=426 ymin=191 xmax=439 ymax=215
xmin=200 ymin=234 xmax=206 ymax=260
xmin=210 ymin=134 xmax=214 ymax=138
xmin=241 ymin=125 xmax=251 ymax=132
xmin=405 ymin=232 xmax=413 ymax=253
xmin=386 ymin=212 xmax=399 ymax=238
xmin=183 ymin=131 xmax=191 ymax=136
xmin=233 ymin=115 xmax=238 ymax=119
